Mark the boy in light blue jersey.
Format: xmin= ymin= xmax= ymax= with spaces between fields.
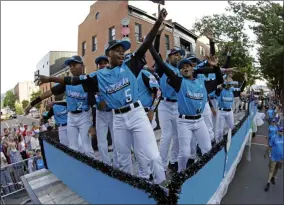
xmin=149 ymin=45 xmax=223 ymax=172
xmin=268 ymin=119 xmax=278 ymax=144
xmin=42 ymin=101 xmax=68 ymax=147
xmin=37 ymin=9 xmax=169 ymax=185
xmin=264 ymin=126 xmax=284 ymax=191
xmin=267 ymin=107 xmax=275 ymax=123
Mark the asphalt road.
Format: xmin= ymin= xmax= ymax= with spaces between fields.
xmin=1 ymin=115 xmax=39 ymax=130
xmin=221 ymin=119 xmax=283 ymax=204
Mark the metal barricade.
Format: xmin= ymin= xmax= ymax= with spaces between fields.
xmin=0 ymin=156 xmax=38 ymax=199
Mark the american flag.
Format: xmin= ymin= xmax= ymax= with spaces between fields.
xmin=150 ymin=0 xmax=165 ymax=5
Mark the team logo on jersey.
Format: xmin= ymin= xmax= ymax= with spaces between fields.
xmin=186 ymin=91 xmax=204 ymax=100
xmin=66 ymin=90 xmax=87 ymax=99
xmin=222 ymin=96 xmax=233 ymax=102
xmin=106 ymin=77 xmax=130 ymax=94
xmin=56 ymin=110 xmax=67 ymax=116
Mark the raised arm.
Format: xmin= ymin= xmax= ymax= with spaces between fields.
xmin=149 ymin=45 xmax=182 ymax=92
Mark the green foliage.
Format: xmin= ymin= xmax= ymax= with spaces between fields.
xmin=15 ymin=101 xmax=24 ymax=115
xmin=228 ymin=1 xmax=284 ymax=98
xmin=193 ymin=5 xmax=261 ymax=86
xmin=30 ymin=90 xmax=41 ymax=109
xmin=3 ymin=90 xmax=16 ymax=110
xmin=22 ymin=100 xmax=29 ymax=109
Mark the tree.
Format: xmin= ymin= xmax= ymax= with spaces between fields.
xmin=193 ymin=10 xmax=261 ymax=86
xmin=22 ymin=100 xmax=29 ymax=109
xmin=15 ymin=101 xmax=24 ymax=115
xmin=3 ymin=90 xmax=16 ymax=110
xmin=30 ymin=90 xmax=41 ymax=109
xmin=227 ymin=1 xmax=284 ymax=104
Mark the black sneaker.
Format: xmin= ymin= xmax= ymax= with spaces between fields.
xmin=196 ymin=145 xmax=202 ymax=157
xmin=186 ymin=158 xmax=195 ymax=168
xmin=149 ymin=174 xmax=153 ymax=181
xmin=264 ymin=183 xmax=270 ymax=192
xmin=271 ymin=177 xmax=275 ymax=185
xmin=168 ymin=162 xmax=178 ymax=172
xmin=211 ymin=139 xmax=216 ymax=147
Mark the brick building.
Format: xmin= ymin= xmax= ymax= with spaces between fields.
xmin=195 ymin=38 xmax=211 ymax=60
xmin=78 ymin=0 xmax=198 ymax=74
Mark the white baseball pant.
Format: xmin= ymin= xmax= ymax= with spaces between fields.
xmin=96 ymin=110 xmax=118 ymax=167
xmin=216 ymin=110 xmax=234 ymax=142
xmin=202 ymin=102 xmax=215 ymax=141
xmin=158 ymin=100 xmax=179 ymax=169
xmin=151 ymin=112 xmax=157 ymax=130
xmin=233 ymin=97 xmax=241 ymax=113
xmin=177 ymin=117 xmax=212 ymax=172
xmin=113 ymin=102 xmax=165 ymax=184
xmin=58 ymin=125 xmax=68 ymax=147
xmin=210 ymin=98 xmax=219 ymax=138
xmin=67 ymin=111 xmax=96 ymax=159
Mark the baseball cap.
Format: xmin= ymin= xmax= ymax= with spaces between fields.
xmin=167 ymin=48 xmax=185 ymax=57
xmin=95 ymin=55 xmax=109 ymax=65
xmin=105 ymin=40 xmax=131 ymax=55
xmin=272 ymin=118 xmax=276 ymax=122
xmin=187 ymin=55 xmax=202 ymax=64
xmin=278 ymin=126 xmax=284 ymax=132
xmin=64 ymin=56 xmax=84 ymax=66
xmin=177 ymin=59 xmax=193 ymax=70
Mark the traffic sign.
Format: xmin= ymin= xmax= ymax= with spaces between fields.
xmin=121 ymin=27 xmax=130 ymax=35
xmin=121 ymin=18 xmax=130 ymax=26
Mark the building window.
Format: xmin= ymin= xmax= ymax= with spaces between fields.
xmin=47 ymin=61 xmax=49 ymax=65
xmin=174 ymin=36 xmax=180 ymax=47
xmin=165 ymin=34 xmax=170 ymax=50
xmin=92 ymin=36 xmax=97 ymax=52
xmin=82 ymin=41 xmax=86 ymax=56
xmin=42 ymin=64 xmax=44 ymax=68
xmin=95 ymin=12 xmax=100 ymax=20
xmin=135 ymin=23 xmax=142 ymax=42
xmin=200 ymin=46 xmax=205 ymax=56
xmin=109 ymin=26 xmax=115 ymax=41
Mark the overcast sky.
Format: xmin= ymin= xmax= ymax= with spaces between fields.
xmin=0 ymin=1 xmax=264 ymax=93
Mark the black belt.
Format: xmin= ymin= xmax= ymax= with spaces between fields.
xmin=114 ymin=102 xmax=140 ymax=114
xmin=144 ymin=108 xmax=150 ymax=112
xmin=179 ymin=114 xmax=201 ymax=120
xmin=161 ymin=97 xmax=177 ymax=103
xmin=70 ymin=109 xmax=89 ymax=114
xmin=219 ymin=108 xmax=231 ymax=112
xmin=58 ymin=123 xmax=67 ymax=127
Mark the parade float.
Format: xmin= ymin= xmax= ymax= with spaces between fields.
xmin=38 ymin=102 xmax=256 ymax=204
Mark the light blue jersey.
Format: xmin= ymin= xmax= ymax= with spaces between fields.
xmin=159 ymin=62 xmax=180 ymax=100
xmin=53 ymin=104 xmax=68 ymax=125
xmin=269 ymin=134 xmax=284 ymax=162
xmin=267 ymin=109 xmax=274 ymax=119
xmin=137 ymin=69 xmax=160 ymax=108
xmin=177 ymin=78 xmax=208 ymax=115
xmin=218 ymin=87 xmax=234 ymax=109
xmin=66 ymin=85 xmax=89 ymax=112
xmin=209 ymin=90 xmax=217 ymax=99
xmin=96 ymin=62 xmax=138 ymax=109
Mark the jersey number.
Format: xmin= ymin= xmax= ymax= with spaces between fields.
xmin=125 ymin=89 xmax=132 ymax=103
xmin=77 ymin=102 xmax=83 ymax=111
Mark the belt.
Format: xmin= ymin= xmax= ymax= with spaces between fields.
xmin=114 ymin=102 xmax=140 ymax=114
xmin=161 ymin=97 xmax=177 ymax=103
xmin=70 ymin=109 xmax=89 ymax=114
xmin=219 ymin=108 xmax=232 ymax=112
xmin=59 ymin=123 xmax=67 ymax=127
xmin=179 ymin=114 xmax=201 ymax=120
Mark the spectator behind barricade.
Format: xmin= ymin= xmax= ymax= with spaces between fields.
xmin=24 ymin=128 xmax=33 ymax=151
xmin=1 ymin=149 xmax=16 ymax=195
xmin=28 ymin=151 xmax=36 ymax=173
xmin=1 ymin=135 xmax=11 ymax=164
xmin=30 ymin=132 xmax=40 ymax=152
xmin=18 ymin=135 xmax=28 ymax=159
xmin=35 ymin=149 xmax=45 ymax=170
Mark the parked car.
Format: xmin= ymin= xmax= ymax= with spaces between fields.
xmin=10 ymin=114 xmax=17 ymax=119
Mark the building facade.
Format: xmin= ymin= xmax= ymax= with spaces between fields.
xmin=195 ymin=37 xmax=211 ymax=60
xmin=13 ymin=81 xmax=39 ymax=103
xmin=35 ymin=51 xmax=76 ymax=112
xmin=78 ymin=1 xmax=198 ymax=74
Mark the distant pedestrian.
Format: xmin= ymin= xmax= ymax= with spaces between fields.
xmin=264 ymin=126 xmax=284 ymax=192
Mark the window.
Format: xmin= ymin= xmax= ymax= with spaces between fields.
xmin=82 ymin=41 xmax=86 ymax=56
xmin=165 ymin=34 xmax=170 ymax=50
xmin=92 ymin=36 xmax=97 ymax=52
xmin=174 ymin=36 xmax=180 ymax=47
xmin=135 ymin=23 xmax=142 ymax=42
xmin=47 ymin=61 xmax=49 ymax=65
xmin=200 ymin=46 xmax=205 ymax=56
xmin=109 ymin=27 xmax=115 ymax=41
xmin=95 ymin=12 xmax=100 ymax=20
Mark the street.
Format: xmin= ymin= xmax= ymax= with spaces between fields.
xmin=221 ymin=119 xmax=283 ymax=204
xmin=1 ymin=115 xmax=39 ymax=130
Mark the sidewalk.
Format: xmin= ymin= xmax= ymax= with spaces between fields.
xmin=221 ymin=120 xmax=283 ymax=204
